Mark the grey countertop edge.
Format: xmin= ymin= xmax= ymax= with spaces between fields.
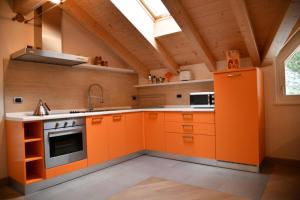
xmin=6 ymin=107 xmax=215 ymax=122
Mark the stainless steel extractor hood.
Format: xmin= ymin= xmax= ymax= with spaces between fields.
xmin=11 ymin=2 xmax=89 ymax=66
xmin=11 ymin=46 xmax=88 ymax=66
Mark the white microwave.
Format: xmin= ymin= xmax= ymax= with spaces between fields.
xmin=190 ymin=92 xmax=215 ymax=108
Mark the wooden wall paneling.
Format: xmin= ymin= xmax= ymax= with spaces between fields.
xmin=182 ymin=0 xmax=248 ymax=61
xmin=153 ymin=39 xmax=179 ymax=73
xmin=262 ymin=0 xmax=300 ymax=66
xmin=156 ymin=32 xmax=202 ymax=66
xmin=245 ymin=0 xmax=291 ymax=56
xmin=230 ymin=0 xmax=260 ymax=67
xmin=162 ymin=0 xmax=216 ymax=71
xmin=61 ymin=0 xmax=149 ymax=77
xmin=74 ymin=0 xmax=165 ymax=70
xmin=5 ymin=61 xmax=138 ymax=112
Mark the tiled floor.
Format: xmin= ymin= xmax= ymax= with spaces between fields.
xmin=0 ymin=155 xmax=299 ymax=200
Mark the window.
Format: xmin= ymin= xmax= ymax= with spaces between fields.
xmin=284 ymin=46 xmax=300 ymax=95
xmin=139 ymin=0 xmax=170 ymax=21
xmin=275 ymin=31 xmax=300 ymax=104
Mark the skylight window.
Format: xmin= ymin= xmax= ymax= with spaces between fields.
xmin=139 ymin=0 xmax=170 ymax=21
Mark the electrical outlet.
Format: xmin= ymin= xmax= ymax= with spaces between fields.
xmin=14 ymin=97 xmax=23 ymax=104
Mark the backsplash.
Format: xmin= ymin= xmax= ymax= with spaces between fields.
xmin=4 ymin=61 xmax=138 ymax=112
xmin=137 ymin=82 xmax=214 ymax=106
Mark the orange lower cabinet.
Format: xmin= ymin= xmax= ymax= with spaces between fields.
xmin=45 ymin=159 xmax=87 ymax=179
xmin=165 ymin=122 xmax=215 ymax=135
xmin=125 ymin=112 xmax=144 ymax=154
xmin=86 ymin=116 xmax=109 ymax=166
xmin=108 ymin=114 xmax=127 ymax=159
xmin=166 ymin=133 xmax=216 ymax=159
xmin=144 ymin=112 xmax=166 ymax=152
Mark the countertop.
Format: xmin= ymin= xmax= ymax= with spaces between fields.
xmin=5 ymin=106 xmax=215 ymax=122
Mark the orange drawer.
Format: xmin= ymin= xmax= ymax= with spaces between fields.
xmin=45 ymin=159 xmax=88 ymax=179
xmin=165 ymin=112 xmax=215 ymax=123
xmin=166 ymin=133 xmax=215 ymax=159
xmin=165 ymin=122 xmax=215 ymax=135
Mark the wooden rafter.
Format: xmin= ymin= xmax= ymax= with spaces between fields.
xmin=153 ymin=39 xmax=179 ymax=73
xmin=162 ymin=0 xmax=216 ymax=71
xmin=262 ymin=0 xmax=300 ymax=66
xmin=13 ymin=0 xmax=48 ymax=15
xmin=61 ymin=0 xmax=149 ymax=77
xmin=230 ymin=0 xmax=260 ymax=67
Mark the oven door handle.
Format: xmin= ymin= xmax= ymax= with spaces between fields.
xmin=48 ymin=128 xmax=83 ymax=138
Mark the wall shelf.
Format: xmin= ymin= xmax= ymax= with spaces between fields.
xmin=134 ymin=79 xmax=213 ymax=88
xmin=73 ymin=64 xmax=136 ymax=74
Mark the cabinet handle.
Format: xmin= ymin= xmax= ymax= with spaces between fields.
xmin=113 ymin=115 xmax=122 ymax=121
xmin=182 ymin=124 xmax=193 ymax=132
xmin=149 ymin=113 xmax=158 ymax=119
xmin=92 ymin=117 xmax=103 ymax=124
xmin=182 ymin=135 xmax=194 ymax=142
xmin=182 ymin=113 xmax=193 ymax=120
xmin=227 ymin=73 xmax=241 ymax=77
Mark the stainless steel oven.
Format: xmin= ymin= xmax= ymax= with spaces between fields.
xmin=190 ymin=92 xmax=215 ymax=108
xmin=44 ymin=118 xmax=86 ymax=168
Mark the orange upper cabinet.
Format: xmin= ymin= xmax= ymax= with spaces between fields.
xmin=108 ymin=114 xmax=127 ymax=159
xmin=125 ymin=112 xmax=144 ymax=154
xmin=86 ymin=116 xmax=109 ymax=166
xmin=144 ymin=112 xmax=165 ymax=152
xmin=214 ymin=68 xmax=264 ymax=166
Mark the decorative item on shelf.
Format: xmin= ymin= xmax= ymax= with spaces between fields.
xmin=102 ymin=61 xmax=108 ymax=66
xmin=94 ymin=56 xmax=102 ymax=65
xmin=165 ymin=72 xmax=173 ymax=82
xmin=148 ymin=73 xmax=152 ymax=84
xmin=151 ymin=75 xmax=157 ymax=84
xmin=158 ymin=77 xmax=165 ymax=83
xmin=179 ymin=70 xmax=193 ymax=81
xmin=226 ymin=50 xmax=240 ymax=70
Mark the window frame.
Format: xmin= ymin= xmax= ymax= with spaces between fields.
xmin=275 ymin=30 xmax=300 ymax=105
xmin=138 ymin=0 xmax=171 ymax=22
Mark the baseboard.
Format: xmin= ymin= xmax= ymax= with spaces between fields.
xmin=264 ymin=157 xmax=300 ymax=167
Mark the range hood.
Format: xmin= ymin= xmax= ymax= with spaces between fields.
xmin=11 ymin=46 xmax=88 ymax=66
xmin=11 ymin=2 xmax=89 ymax=66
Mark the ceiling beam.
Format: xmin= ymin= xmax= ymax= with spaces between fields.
xmin=61 ymin=0 xmax=149 ymax=78
xmin=153 ymin=39 xmax=179 ymax=74
xmin=13 ymin=0 xmax=48 ymax=15
xmin=162 ymin=0 xmax=216 ymax=72
xmin=262 ymin=0 xmax=300 ymax=66
xmin=230 ymin=0 xmax=260 ymax=67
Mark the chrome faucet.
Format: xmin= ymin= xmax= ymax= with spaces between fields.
xmin=88 ymin=83 xmax=104 ymax=111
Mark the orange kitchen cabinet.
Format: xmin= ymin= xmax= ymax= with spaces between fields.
xmin=144 ymin=112 xmax=165 ymax=152
xmin=166 ymin=133 xmax=215 ymax=159
xmin=165 ymin=122 xmax=215 ymax=135
xmin=125 ymin=112 xmax=144 ymax=154
xmin=108 ymin=114 xmax=127 ymax=159
xmin=165 ymin=112 xmax=215 ymax=123
xmin=46 ymin=159 xmax=87 ymax=179
xmin=214 ymin=68 xmax=264 ymax=166
xmin=6 ymin=120 xmax=45 ymax=185
xmin=86 ymin=116 xmax=109 ymax=166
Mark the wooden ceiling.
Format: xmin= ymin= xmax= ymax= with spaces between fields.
xmin=13 ymin=0 xmax=300 ymax=76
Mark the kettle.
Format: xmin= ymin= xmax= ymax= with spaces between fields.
xmin=33 ymin=99 xmax=51 ymax=116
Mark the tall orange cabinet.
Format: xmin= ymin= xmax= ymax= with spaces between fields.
xmin=214 ymin=68 xmax=264 ymax=166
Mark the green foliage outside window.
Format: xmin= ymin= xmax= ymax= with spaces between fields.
xmin=284 ymin=46 xmax=300 ymax=95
